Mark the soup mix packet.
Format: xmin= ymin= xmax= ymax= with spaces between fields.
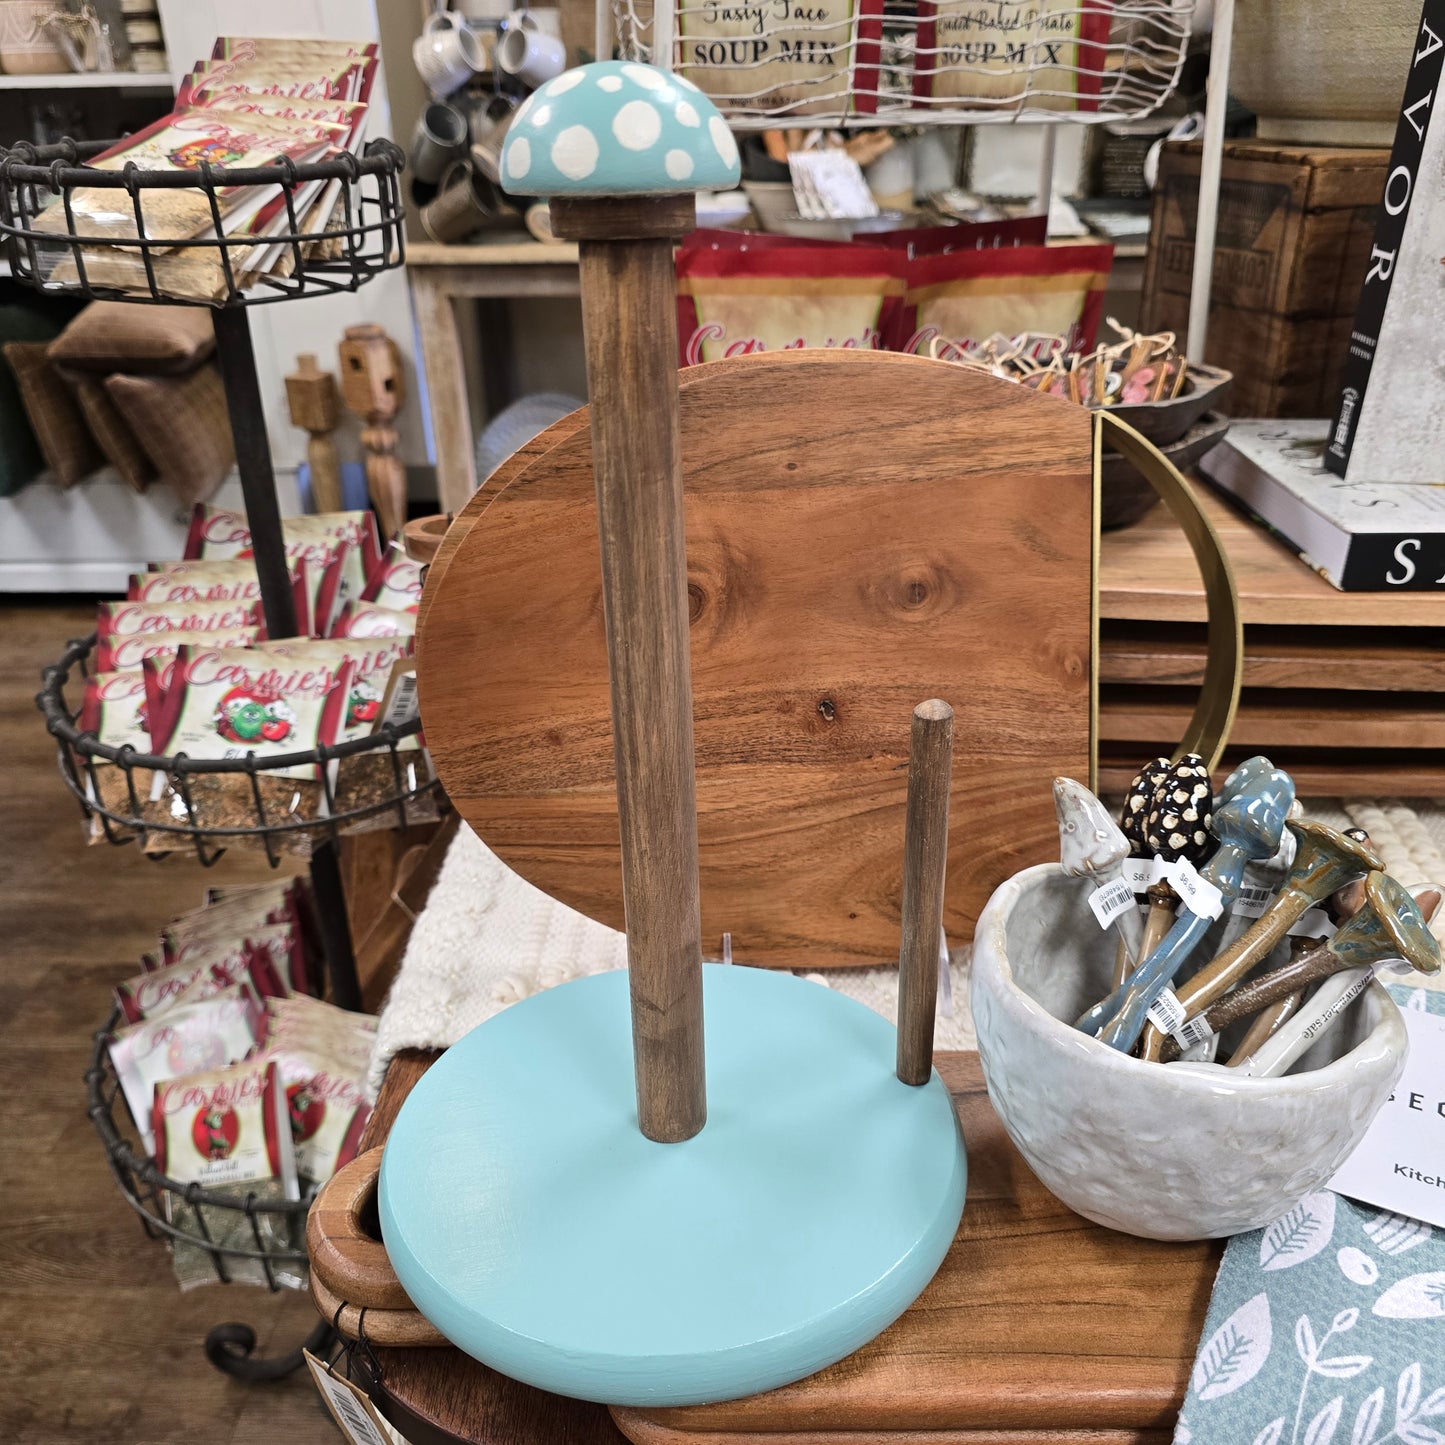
xmin=108 ymin=984 xmax=264 ymax=1153
xmin=360 ymin=540 xmax=424 ymax=614
xmin=329 ymin=601 xmax=416 ymax=641
xmin=257 ymin=1046 xmax=371 ymax=1186
xmin=114 ymin=943 xmax=275 ymax=1025
xmin=154 ymin=1058 xmax=304 ymax=1290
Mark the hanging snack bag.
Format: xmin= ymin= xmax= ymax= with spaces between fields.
xmin=185 ymin=505 xmax=383 ymax=626
xmin=97 ymin=627 xmax=261 ymax=674
xmin=108 ymin=984 xmax=264 ymax=1153
xmin=329 ymin=601 xmax=416 ymax=641
xmin=153 ymin=1059 xmax=303 ymax=1290
xmin=676 ymin=234 xmax=907 ymax=365
xmin=259 ymin=1047 xmax=371 ymax=1186
xmin=360 ymin=539 xmax=424 ymax=614
xmin=912 ymin=0 xmax=1112 ymax=112
xmin=116 ymin=940 xmax=280 ymax=1025
xmin=98 ymin=598 xmax=264 ymax=645
xmin=894 ymin=241 xmax=1113 ymax=358
xmin=142 ymin=641 xmax=355 ymax=779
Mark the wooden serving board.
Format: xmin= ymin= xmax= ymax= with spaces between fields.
xmin=418 ymin=350 xmax=1096 ymax=967
xmin=360 ymin=1051 xmax=1219 ymax=1445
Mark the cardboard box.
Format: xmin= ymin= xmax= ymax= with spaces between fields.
xmin=1140 ymin=140 xmax=1387 ymax=417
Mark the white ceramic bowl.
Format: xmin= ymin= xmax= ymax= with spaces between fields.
xmin=971 ymin=864 xmax=1407 ymax=1241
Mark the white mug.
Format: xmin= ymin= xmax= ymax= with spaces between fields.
xmin=413 ymin=12 xmax=487 ymax=99
xmin=496 ymin=15 xmax=566 ymax=90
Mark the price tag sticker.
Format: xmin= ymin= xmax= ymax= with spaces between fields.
xmin=1146 ymin=986 xmax=1188 ymax=1036
xmin=1122 ymin=856 xmax=1167 ymax=892
xmin=1167 ymin=858 xmax=1224 ymax=920
xmin=1288 ymin=908 xmax=1337 ymax=939
xmin=1231 ymin=883 xmax=1275 ymax=919
xmin=1172 ymin=1013 xmax=1216 ymax=1050
xmin=1088 ymin=877 xmax=1137 ymax=930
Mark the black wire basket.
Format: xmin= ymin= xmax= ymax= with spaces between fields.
xmin=39 ymin=634 xmax=442 ymax=869
xmin=0 ymin=136 xmax=404 ymax=307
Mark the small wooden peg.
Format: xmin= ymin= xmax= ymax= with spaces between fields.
xmin=897 ymin=699 xmax=954 ymax=1087
xmin=284 ymin=353 xmax=343 ymax=514
xmin=338 ymin=324 xmax=408 ymax=541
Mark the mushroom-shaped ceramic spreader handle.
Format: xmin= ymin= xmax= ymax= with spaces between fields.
xmin=500 ymin=61 xmax=740 ymax=200
xmin=1167 ymin=871 xmax=1440 ymax=1057
xmin=496 ymin=62 xmax=739 ymax=1144
xmin=1229 ymin=876 xmax=1442 ymax=1079
xmin=1165 ymin=819 xmax=1385 ymax=1033
xmin=1054 ymin=777 xmax=1144 ymax=964
xmin=1084 ymin=766 xmax=1295 ymax=1051
xmin=1111 ymin=757 xmax=1169 ymax=986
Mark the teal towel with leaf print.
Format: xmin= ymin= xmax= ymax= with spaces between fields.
xmin=1177 ymin=985 xmax=1445 ymax=1445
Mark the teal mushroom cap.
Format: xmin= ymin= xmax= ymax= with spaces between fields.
xmin=499 ymin=60 xmax=741 ymax=198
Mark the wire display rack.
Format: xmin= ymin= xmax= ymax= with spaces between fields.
xmin=612 ymin=0 xmax=1196 ymax=126
xmin=5 ymin=136 xmax=416 ymax=1381
xmin=86 ymin=1006 xmax=333 ymax=1382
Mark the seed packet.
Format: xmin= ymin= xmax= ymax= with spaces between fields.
xmin=360 ymin=540 xmax=424 ymax=614
xmin=97 ymin=598 xmax=264 ymax=643
xmin=329 ymin=601 xmax=416 ymax=641
xmin=674 ymin=0 xmax=884 ymax=118
xmin=96 ymin=627 xmax=260 ymax=674
xmin=142 ymin=641 xmax=356 ymax=779
xmin=154 ymin=1058 xmax=302 ymax=1290
xmin=676 ymin=235 xmax=907 ymax=365
xmin=108 ymin=984 xmax=264 ymax=1153
xmin=185 ymin=506 xmax=383 ymax=627
xmin=258 ymin=1047 xmax=370 ymax=1185
xmin=912 ymin=0 xmax=1112 ymax=112
xmin=893 ymin=242 xmax=1113 ymax=357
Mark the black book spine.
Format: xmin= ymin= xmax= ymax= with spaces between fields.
xmin=1340 ymin=534 xmax=1445 ymax=591
xmin=1324 ymin=0 xmax=1445 ymax=477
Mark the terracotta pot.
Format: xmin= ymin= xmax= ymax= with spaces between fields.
xmin=1231 ymin=0 xmax=1417 ymax=146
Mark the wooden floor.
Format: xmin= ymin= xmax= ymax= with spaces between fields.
xmin=2 ymin=601 xmax=337 ymax=1443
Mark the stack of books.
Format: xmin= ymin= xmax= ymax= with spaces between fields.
xmin=35 ymin=36 xmax=380 ymax=303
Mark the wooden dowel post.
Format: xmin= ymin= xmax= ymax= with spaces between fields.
xmin=897 ymin=699 xmax=954 ymax=1086
xmin=551 ymin=194 xmax=705 ymax=1143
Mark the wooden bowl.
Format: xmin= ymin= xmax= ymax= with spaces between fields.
xmin=1107 ymin=363 xmax=1233 ymax=448
xmin=1100 ymin=413 xmax=1232 ymax=531
xmin=403 ymin=512 xmax=451 ymax=565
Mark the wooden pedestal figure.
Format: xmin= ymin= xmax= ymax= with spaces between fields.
xmin=376 ymin=60 xmax=966 ymax=1409
xmin=284 ymin=353 xmax=343 ymax=514
xmin=338 ymin=323 xmax=407 ymax=541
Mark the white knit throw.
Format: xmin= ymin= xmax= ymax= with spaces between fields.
xmin=367 ymin=799 xmax=1445 ymax=1096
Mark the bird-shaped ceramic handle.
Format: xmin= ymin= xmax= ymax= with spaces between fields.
xmin=1163 ymin=871 xmax=1440 ymax=1055
xmin=1054 ymin=777 xmax=1144 ymax=963
xmin=1165 ymin=819 xmax=1385 ymax=1027
xmin=1086 ymin=767 xmax=1295 ymax=1052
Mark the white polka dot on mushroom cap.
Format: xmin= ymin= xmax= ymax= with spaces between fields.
xmin=529 ymin=103 xmax=552 ymax=128
xmin=675 ymin=100 xmax=700 ymax=126
xmin=708 ymin=114 xmax=738 ymax=167
xmin=506 ymin=136 xmax=531 ymax=180
xmin=621 ymin=62 xmax=669 ymax=90
xmin=665 ymin=149 xmax=693 ymax=181
xmin=551 ymin=125 xmax=599 ymax=180
xmin=613 ymin=99 xmax=662 ymax=151
xmin=545 ymin=71 xmax=585 ymax=95
xmin=597 ymin=74 xmax=623 ymax=91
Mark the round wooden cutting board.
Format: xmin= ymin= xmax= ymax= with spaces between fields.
xmin=417 ymin=349 xmax=1096 ymax=968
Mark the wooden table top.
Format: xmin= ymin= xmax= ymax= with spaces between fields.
xmin=1100 ymin=484 xmax=1445 ymax=627
xmin=360 ymin=1049 xmax=1220 ymax=1445
xmin=408 ymin=240 xmax=580 ymax=267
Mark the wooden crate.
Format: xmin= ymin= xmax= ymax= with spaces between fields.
xmin=1141 ymin=140 xmax=1387 ymax=417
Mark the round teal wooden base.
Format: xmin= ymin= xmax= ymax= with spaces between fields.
xmin=379 ymin=964 xmax=966 ymax=1407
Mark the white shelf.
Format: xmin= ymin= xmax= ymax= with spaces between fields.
xmin=0 ymin=71 xmax=172 ymax=91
